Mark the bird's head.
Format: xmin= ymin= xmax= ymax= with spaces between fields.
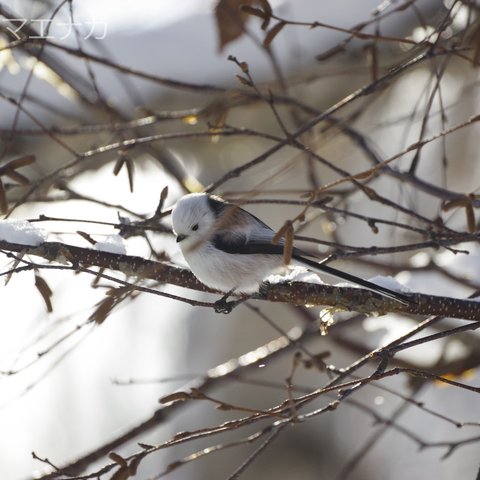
xmin=171 ymin=193 xmax=219 ymax=249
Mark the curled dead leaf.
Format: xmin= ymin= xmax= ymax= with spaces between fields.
xmin=2 ymin=155 xmax=35 ymax=170
xmin=465 ymin=204 xmax=476 ymax=233
xmin=0 ymin=179 xmax=7 ymax=213
xmin=282 ymin=221 xmax=294 ymax=265
xmin=109 ymin=452 xmax=128 ymax=467
xmin=263 ymin=20 xmax=286 ymax=48
xmin=159 ymin=391 xmax=191 ymax=404
xmin=240 ymin=5 xmax=266 ymax=19
xmin=125 ymin=156 xmax=135 ymax=193
xmin=4 ymin=169 xmax=30 ymax=185
xmin=76 ymin=230 xmax=96 ymax=245
xmin=34 ymin=273 xmax=53 ymax=313
xmin=353 ymin=169 xmax=373 ymax=180
xmin=215 ymin=0 xmax=253 ymax=51
xmin=442 ymin=198 xmax=469 ymax=211
xmin=235 ymin=74 xmax=252 ymax=86
xmin=113 ymin=153 xmax=127 ymax=176
xmin=89 ymin=295 xmax=115 ymax=324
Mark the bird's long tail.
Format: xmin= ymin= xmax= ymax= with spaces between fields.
xmin=293 ymin=254 xmax=412 ymax=305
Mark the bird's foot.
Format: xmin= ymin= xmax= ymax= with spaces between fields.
xmin=214 ymin=297 xmax=235 ymax=314
xmin=214 ymin=292 xmax=248 ymax=314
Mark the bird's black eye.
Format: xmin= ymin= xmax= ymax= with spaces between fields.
xmin=192 ymin=223 xmax=199 ymax=231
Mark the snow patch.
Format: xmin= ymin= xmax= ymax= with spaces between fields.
xmin=266 ymin=266 xmax=325 ymax=285
xmin=0 ymin=219 xmax=47 ymax=246
xmin=94 ymin=234 xmax=127 ymax=255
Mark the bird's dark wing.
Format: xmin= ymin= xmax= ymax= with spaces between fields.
xmin=212 ymin=230 xmax=286 ymax=255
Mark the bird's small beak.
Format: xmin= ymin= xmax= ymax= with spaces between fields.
xmin=176 ymin=234 xmax=187 ymax=243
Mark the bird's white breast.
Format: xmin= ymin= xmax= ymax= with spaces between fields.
xmin=180 ymin=239 xmax=282 ymax=293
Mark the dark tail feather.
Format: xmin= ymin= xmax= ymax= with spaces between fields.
xmin=293 ymin=254 xmax=412 ymax=305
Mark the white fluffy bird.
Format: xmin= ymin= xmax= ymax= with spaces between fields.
xmin=171 ymin=193 xmax=411 ymax=309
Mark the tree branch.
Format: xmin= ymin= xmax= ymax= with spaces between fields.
xmin=1 ymin=239 xmax=478 ymax=320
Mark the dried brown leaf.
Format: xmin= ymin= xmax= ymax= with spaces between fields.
xmin=442 ymin=198 xmax=469 ymax=211
xmin=215 ymin=0 xmax=253 ymax=51
xmin=125 ymin=157 xmax=135 ymax=193
xmin=272 ymin=220 xmax=293 ymax=245
xmin=89 ymin=296 xmax=115 ymax=324
xmin=353 ymin=169 xmax=373 ymax=180
xmin=208 ymin=106 xmax=228 ymax=135
xmin=159 ymin=391 xmax=191 ymax=404
xmin=261 ymin=16 xmax=271 ymax=31
xmin=34 ymin=274 xmax=53 ymax=313
xmin=259 ymin=0 xmax=272 ymax=15
xmin=240 ymin=5 xmax=266 ymax=19
xmin=0 ymin=179 xmax=7 ymax=213
xmin=263 ymin=20 xmax=286 ymax=48
xmin=113 ymin=153 xmax=127 ymax=176
xmin=3 ymin=154 xmax=35 ymax=170
xmin=259 ymin=0 xmax=272 ymax=29
xmin=109 ymin=452 xmax=128 ymax=468
xmin=4 ymin=169 xmax=30 ymax=185
xmin=138 ymin=443 xmax=154 ymax=449
xmin=107 ymin=286 xmax=132 ymax=298
xmin=282 ymin=221 xmax=294 ymax=265
xmin=110 ymin=466 xmax=131 ymax=480
xmin=76 ymin=230 xmax=96 ymax=245
xmin=470 ymin=22 xmax=480 ymax=65
xmin=465 ymin=204 xmax=476 ymax=233
xmin=202 ymin=99 xmax=230 ymax=133
xmin=127 ymin=455 xmax=141 ymax=475
xmin=235 ymin=74 xmax=252 ymax=86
